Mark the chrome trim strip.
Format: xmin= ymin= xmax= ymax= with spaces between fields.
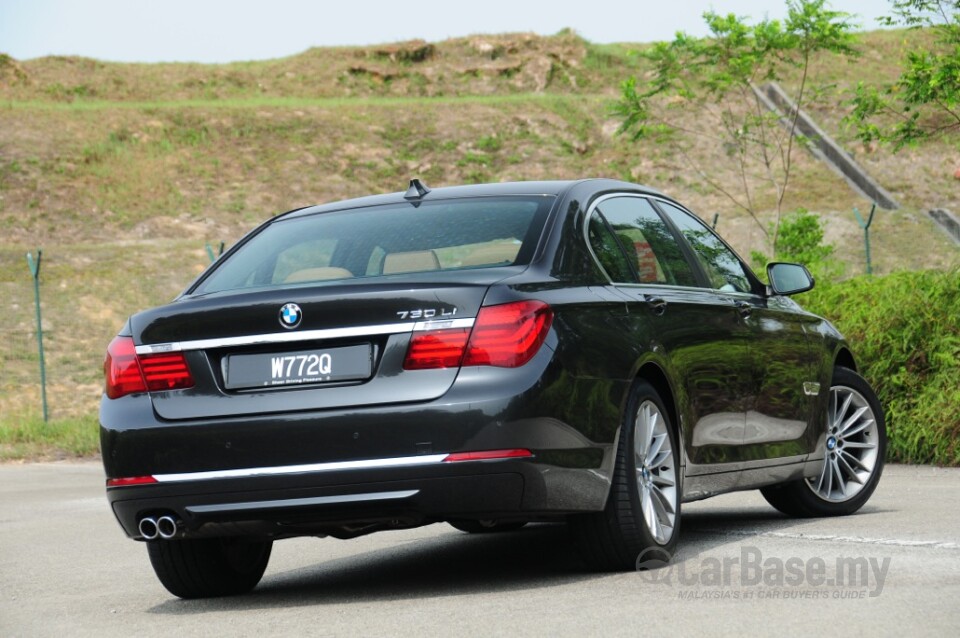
xmin=135 ymin=318 xmax=475 ymax=355
xmin=153 ymin=453 xmax=450 ymax=483
xmin=185 ymin=490 xmax=419 ymax=514
xmin=413 ymin=317 xmax=475 ymax=331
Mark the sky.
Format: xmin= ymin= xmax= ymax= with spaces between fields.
xmin=0 ymin=0 xmax=896 ymax=63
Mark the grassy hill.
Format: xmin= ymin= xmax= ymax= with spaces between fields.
xmin=1 ymin=28 xmax=958 ymax=447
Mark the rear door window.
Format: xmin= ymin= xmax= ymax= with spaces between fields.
xmin=592 ymin=197 xmax=698 ymax=286
xmin=588 ymin=213 xmax=636 ymax=283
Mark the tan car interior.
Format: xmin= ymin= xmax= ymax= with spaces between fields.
xmin=283 ymin=242 xmax=519 ymax=283
xmin=283 ymin=267 xmax=354 ymax=283
xmin=379 ymin=250 xmax=439 ymax=274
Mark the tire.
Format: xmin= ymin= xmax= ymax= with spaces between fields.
xmin=147 ymin=537 xmax=273 ymax=599
xmin=761 ymin=366 xmax=886 ymax=517
xmin=571 ymin=380 xmax=681 ymax=571
xmin=448 ymin=520 xmax=527 ymax=534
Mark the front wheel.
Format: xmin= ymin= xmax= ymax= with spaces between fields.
xmin=147 ymin=537 xmax=273 ymax=599
xmin=571 ymin=381 xmax=681 ymax=570
xmin=761 ymin=366 xmax=886 ymax=517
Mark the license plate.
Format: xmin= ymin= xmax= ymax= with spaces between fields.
xmin=223 ymin=344 xmax=373 ymax=389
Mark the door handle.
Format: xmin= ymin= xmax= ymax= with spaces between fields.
xmin=644 ymin=295 xmax=667 ymax=316
xmin=735 ymin=301 xmax=753 ymax=318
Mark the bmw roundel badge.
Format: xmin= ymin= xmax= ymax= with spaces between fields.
xmin=279 ymin=303 xmax=302 ymax=329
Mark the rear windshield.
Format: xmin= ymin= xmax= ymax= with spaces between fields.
xmin=192 ymin=196 xmax=554 ymax=295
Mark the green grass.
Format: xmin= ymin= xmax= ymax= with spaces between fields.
xmin=0 ymin=414 xmax=100 ymax=460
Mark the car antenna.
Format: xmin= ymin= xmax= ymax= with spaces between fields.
xmin=404 ymin=178 xmax=431 ymax=202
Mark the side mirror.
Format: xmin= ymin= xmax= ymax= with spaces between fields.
xmin=767 ymin=262 xmax=815 ymax=296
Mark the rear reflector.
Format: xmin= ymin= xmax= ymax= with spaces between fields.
xmin=443 ymin=449 xmax=533 ymax=462
xmin=104 ymin=335 xmax=193 ymax=399
xmin=402 ymin=300 xmax=553 ymax=371
xmin=106 ymin=475 xmax=158 ymax=487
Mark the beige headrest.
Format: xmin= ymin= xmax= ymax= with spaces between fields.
xmin=459 ymin=242 xmax=520 ymax=267
xmin=283 ymin=267 xmax=354 ymax=283
xmin=382 ymin=250 xmax=440 ymax=274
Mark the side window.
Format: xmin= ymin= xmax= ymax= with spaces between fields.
xmin=595 ymin=197 xmax=698 ymax=287
xmin=588 ymin=213 xmax=636 ymax=282
xmin=657 ymin=202 xmax=753 ymax=293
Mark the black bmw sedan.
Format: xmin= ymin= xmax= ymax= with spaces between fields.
xmin=100 ymin=179 xmax=885 ymax=598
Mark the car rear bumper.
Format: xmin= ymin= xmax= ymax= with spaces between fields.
xmin=106 ymin=452 xmax=612 ymax=539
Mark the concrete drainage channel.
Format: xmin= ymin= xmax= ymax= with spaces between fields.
xmin=753 ymin=81 xmax=960 ymax=246
xmin=929 ymin=209 xmax=960 ymax=245
xmin=752 ymin=81 xmax=900 ymax=210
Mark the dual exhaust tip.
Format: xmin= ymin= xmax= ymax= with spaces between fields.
xmin=138 ymin=515 xmax=180 ymax=540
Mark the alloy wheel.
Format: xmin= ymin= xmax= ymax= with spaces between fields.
xmin=807 ymin=385 xmax=880 ymax=502
xmin=634 ymin=400 xmax=678 ymax=544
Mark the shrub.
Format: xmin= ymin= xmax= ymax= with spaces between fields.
xmin=751 ymin=208 xmax=841 ymax=282
xmin=801 ymin=269 xmax=960 ymax=465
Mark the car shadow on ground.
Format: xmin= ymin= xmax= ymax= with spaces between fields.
xmin=147 ymin=503 xmax=890 ymax=614
xmin=677 ymin=502 xmax=892 ymax=556
xmin=149 ymin=522 xmax=590 ymax=614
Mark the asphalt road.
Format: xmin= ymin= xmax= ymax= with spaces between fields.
xmin=1 ymin=462 xmax=957 ymax=637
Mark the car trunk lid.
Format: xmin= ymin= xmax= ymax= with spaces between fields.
xmin=131 ymin=274 xmax=504 ymax=420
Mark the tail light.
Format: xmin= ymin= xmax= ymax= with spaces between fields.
xmin=463 ymin=300 xmax=553 ymax=367
xmin=403 ymin=329 xmax=471 ymax=370
xmin=104 ymin=336 xmax=194 ymax=399
xmin=139 ymin=353 xmax=194 ymax=392
xmin=104 ymin=336 xmax=146 ymax=399
xmin=403 ymin=300 xmax=553 ymax=370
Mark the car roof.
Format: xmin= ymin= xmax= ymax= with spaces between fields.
xmin=279 ymin=179 xmax=666 ymax=220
